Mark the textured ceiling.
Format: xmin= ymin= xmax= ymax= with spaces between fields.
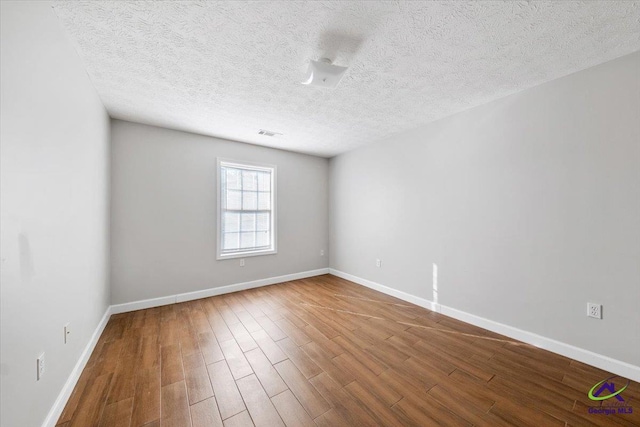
xmin=53 ymin=1 xmax=640 ymax=157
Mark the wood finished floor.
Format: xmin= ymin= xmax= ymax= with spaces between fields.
xmin=57 ymin=275 xmax=640 ymax=427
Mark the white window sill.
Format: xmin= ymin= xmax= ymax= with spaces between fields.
xmin=217 ymin=248 xmax=277 ymax=260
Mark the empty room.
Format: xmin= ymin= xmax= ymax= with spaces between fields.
xmin=2 ymin=1 xmax=639 ymax=426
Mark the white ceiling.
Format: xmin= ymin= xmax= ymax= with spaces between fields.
xmin=53 ymin=1 xmax=640 ymax=157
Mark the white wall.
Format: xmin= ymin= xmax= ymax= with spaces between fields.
xmin=110 ymin=120 xmax=329 ymax=304
xmin=0 ymin=2 xmax=111 ymax=427
xmin=330 ymin=52 xmax=640 ymax=366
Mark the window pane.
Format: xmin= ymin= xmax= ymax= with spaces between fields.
xmin=242 ymin=191 xmax=257 ymax=210
xmin=257 ymin=172 xmax=271 ymax=192
xmin=223 ymin=212 xmax=239 ymax=232
xmin=241 ymin=213 xmax=256 ymax=232
xmin=220 ymin=161 xmax=275 ymax=256
xmin=240 ymin=232 xmax=255 ymax=248
xmin=225 ymin=168 xmax=242 ymax=190
xmin=256 ymin=230 xmax=269 ymax=247
xmin=226 ymin=190 xmax=242 ymax=210
xmin=242 ymin=170 xmax=258 ymax=190
xmin=256 ymin=213 xmax=269 ymax=231
xmin=223 ymin=232 xmax=239 ymax=250
xmin=257 ymin=192 xmax=271 ymax=210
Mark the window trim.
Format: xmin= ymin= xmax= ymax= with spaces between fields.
xmin=216 ymin=158 xmax=277 ymax=260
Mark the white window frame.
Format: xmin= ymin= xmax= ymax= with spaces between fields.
xmin=217 ymin=158 xmax=277 ymax=260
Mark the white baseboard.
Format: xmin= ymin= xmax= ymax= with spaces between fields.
xmin=110 ymin=294 xmax=176 ymax=314
xmin=436 ymin=304 xmax=640 ymax=382
xmin=330 ymin=269 xmax=439 ymax=312
xmin=111 ymin=268 xmax=330 ymax=314
xmin=42 ymin=306 xmax=112 ymax=427
xmin=329 ymin=268 xmax=640 ymax=383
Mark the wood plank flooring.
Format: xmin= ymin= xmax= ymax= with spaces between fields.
xmin=57 ymin=274 xmax=640 ymax=426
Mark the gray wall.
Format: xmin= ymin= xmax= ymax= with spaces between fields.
xmin=110 ymin=120 xmax=329 ymax=304
xmin=0 ymin=2 xmax=111 ymax=426
xmin=329 ymin=52 xmax=640 ymax=366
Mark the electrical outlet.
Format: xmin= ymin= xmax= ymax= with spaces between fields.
xmin=239 ymin=259 xmax=245 ymax=267
xmin=587 ymin=303 xmax=602 ymax=319
xmin=320 ymin=249 xmax=324 ymax=256
xmin=376 ymin=258 xmax=382 ymax=268
xmin=37 ymin=353 xmax=45 ymax=380
xmin=64 ymin=323 xmax=70 ymax=344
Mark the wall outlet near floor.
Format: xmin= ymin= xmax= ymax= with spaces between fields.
xmin=587 ymin=303 xmax=602 ymax=319
xmin=37 ymin=353 xmax=45 ymax=380
xmin=239 ymin=259 xmax=245 ymax=267
xmin=64 ymin=323 xmax=70 ymax=344
xmin=376 ymin=258 xmax=382 ymax=268
xmin=320 ymin=249 xmax=324 ymax=256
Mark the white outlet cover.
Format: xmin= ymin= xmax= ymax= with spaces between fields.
xmin=37 ymin=353 xmax=45 ymax=380
xmin=587 ymin=303 xmax=602 ymax=319
xmin=64 ymin=323 xmax=70 ymax=344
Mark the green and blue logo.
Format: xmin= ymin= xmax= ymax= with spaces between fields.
xmin=587 ymin=376 xmax=633 ymax=416
xmin=588 ymin=376 xmax=629 ymax=402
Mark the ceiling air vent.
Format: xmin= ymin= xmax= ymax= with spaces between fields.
xmin=258 ymin=129 xmax=282 ymax=137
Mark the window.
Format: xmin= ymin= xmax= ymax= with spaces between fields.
xmin=217 ymin=159 xmax=276 ymax=259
